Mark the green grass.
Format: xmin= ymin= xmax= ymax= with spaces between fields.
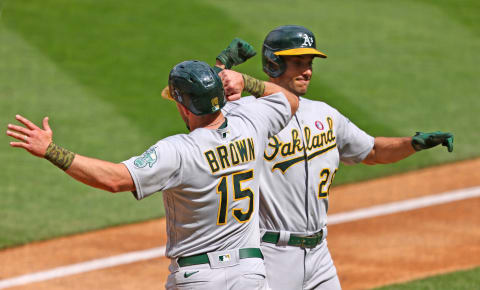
xmin=375 ymin=267 xmax=480 ymax=290
xmin=0 ymin=24 xmax=164 ymax=247
xmin=0 ymin=0 xmax=479 ymax=249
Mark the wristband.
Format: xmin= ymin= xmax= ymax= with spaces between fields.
xmin=242 ymin=74 xmax=265 ymax=98
xmin=211 ymin=66 xmax=223 ymax=74
xmin=44 ymin=142 xmax=76 ymax=171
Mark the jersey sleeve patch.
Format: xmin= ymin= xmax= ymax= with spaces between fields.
xmin=122 ymin=140 xmax=182 ymax=200
xmin=133 ymin=147 xmax=158 ymax=168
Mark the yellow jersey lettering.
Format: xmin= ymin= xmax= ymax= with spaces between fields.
xmin=292 ymin=129 xmax=304 ymax=152
xmin=204 ymin=138 xmax=255 ymax=173
xmin=267 ymin=117 xmax=338 ymax=173
xmin=327 ymin=117 xmax=335 ymax=142
xmin=229 ymin=143 xmax=240 ymax=165
xmin=236 ymin=139 xmax=249 ymax=163
xmin=264 ymin=136 xmax=281 ymax=161
xmin=247 ymin=138 xmax=255 ymax=161
xmin=216 ymin=145 xmax=230 ymax=169
xmin=204 ymin=150 xmax=220 ymax=173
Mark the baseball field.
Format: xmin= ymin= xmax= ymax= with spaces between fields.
xmin=1 ymin=0 xmax=479 ymax=289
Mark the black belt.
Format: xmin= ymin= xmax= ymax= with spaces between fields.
xmin=262 ymin=230 xmax=323 ymax=248
xmin=177 ymin=248 xmax=263 ymax=267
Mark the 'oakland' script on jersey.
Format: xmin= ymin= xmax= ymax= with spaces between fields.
xmin=264 ymin=117 xmax=337 ymax=173
xmin=204 ymin=137 xmax=255 ymax=173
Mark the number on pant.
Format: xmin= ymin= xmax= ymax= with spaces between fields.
xmin=318 ymin=168 xmax=337 ymax=198
xmin=216 ymin=169 xmax=254 ymax=225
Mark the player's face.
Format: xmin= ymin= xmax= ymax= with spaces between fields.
xmin=273 ymin=55 xmax=314 ymax=96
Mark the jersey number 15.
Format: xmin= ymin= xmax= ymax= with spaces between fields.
xmin=216 ymin=169 xmax=254 ymax=225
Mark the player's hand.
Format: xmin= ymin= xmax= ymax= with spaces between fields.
xmin=411 ymin=131 xmax=454 ymax=152
xmin=216 ymin=38 xmax=257 ymax=69
xmin=161 ymin=38 xmax=254 ymax=101
xmin=7 ymin=115 xmax=53 ymax=157
xmin=219 ymin=69 xmax=243 ymax=101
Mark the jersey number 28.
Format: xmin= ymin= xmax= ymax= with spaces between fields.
xmin=216 ymin=169 xmax=254 ymax=225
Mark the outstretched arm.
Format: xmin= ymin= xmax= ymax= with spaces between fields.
xmin=7 ymin=115 xmax=135 ymax=193
xmin=66 ymin=155 xmax=134 ymax=193
xmin=362 ymin=137 xmax=415 ymax=165
xmin=363 ymin=132 xmax=454 ymax=165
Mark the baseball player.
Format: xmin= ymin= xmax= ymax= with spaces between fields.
xmin=222 ymin=25 xmax=454 ymax=289
xmin=6 ymin=60 xmax=299 ymax=289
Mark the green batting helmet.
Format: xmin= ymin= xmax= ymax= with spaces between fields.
xmin=262 ymin=25 xmax=327 ymax=78
xmin=168 ymin=60 xmax=226 ymax=116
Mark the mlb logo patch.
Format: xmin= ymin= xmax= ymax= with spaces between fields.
xmin=208 ymin=251 xmax=238 ymax=268
xmin=219 ymin=254 xmax=231 ymax=262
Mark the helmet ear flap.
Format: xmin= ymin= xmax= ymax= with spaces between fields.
xmin=262 ymin=46 xmax=286 ymax=78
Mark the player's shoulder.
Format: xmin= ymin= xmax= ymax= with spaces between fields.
xmin=299 ymin=97 xmax=340 ymax=114
xmin=160 ymin=133 xmax=194 ymax=151
xmin=222 ymin=95 xmax=257 ymax=114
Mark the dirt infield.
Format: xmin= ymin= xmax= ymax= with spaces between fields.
xmin=1 ymin=158 xmax=479 ymax=289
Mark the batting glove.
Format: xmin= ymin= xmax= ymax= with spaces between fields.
xmin=411 ymin=131 xmax=454 ymax=152
xmin=216 ymin=38 xmax=256 ymax=69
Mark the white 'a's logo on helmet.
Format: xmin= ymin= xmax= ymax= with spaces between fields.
xmin=301 ymin=34 xmax=314 ymax=47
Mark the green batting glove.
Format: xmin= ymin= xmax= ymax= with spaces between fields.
xmin=216 ymin=38 xmax=257 ymax=69
xmin=411 ymin=131 xmax=454 ymax=152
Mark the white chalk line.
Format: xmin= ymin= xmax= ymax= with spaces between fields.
xmin=0 ymin=247 xmax=166 ymax=289
xmin=1 ymin=186 xmax=479 ymax=289
xmin=328 ymin=186 xmax=480 ymax=225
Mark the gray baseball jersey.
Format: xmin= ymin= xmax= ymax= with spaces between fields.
xmin=223 ymin=96 xmax=374 ymax=233
xmin=223 ymin=96 xmax=373 ymax=289
xmin=122 ymin=92 xmax=291 ymax=259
